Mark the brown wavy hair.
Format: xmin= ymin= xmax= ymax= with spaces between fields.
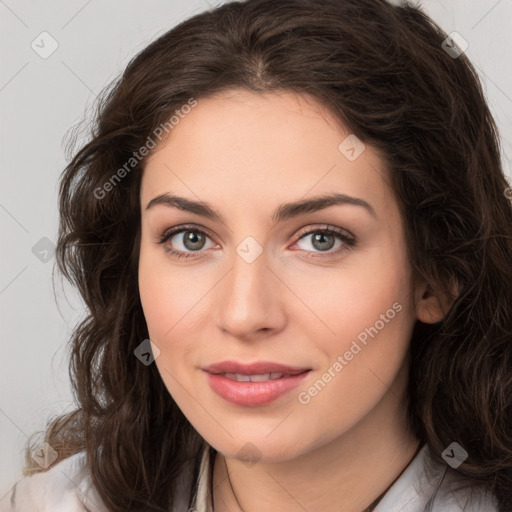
xmin=20 ymin=0 xmax=512 ymax=510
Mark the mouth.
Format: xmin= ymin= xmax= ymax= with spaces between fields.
xmin=202 ymin=360 xmax=312 ymax=406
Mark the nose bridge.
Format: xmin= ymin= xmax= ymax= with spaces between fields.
xmin=225 ymin=239 xmax=269 ymax=312
xmin=215 ymin=235 xmax=283 ymax=337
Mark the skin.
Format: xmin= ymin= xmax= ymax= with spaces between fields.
xmin=138 ymin=89 xmax=447 ymax=511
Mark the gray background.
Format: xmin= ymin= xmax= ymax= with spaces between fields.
xmin=1 ymin=0 xmax=511 ymax=497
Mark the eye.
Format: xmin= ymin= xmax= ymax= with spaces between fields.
xmin=157 ymin=223 xmax=356 ymax=260
xmin=292 ymin=225 xmax=356 ymax=258
xmin=157 ymin=225 xmax=217 ymax=259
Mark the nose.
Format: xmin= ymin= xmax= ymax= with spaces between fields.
xmin=214 ymin=243 xmax=287 ymax=341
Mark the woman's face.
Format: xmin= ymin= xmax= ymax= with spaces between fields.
xmin=138 ymin=89 xmax=426 ymax=462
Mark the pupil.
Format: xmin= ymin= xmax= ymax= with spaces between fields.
xmin=312 ymin=232 xmax=334 ymax=251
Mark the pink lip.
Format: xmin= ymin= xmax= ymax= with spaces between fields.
xmin=202 ymin=360 xmax=311 ymax=407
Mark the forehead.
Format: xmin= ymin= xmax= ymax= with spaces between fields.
xmin=140 ymin=89 xmax=393 ymax=215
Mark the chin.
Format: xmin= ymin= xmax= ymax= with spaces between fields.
xmin=203 ymin=427 xmax=315 ymax=464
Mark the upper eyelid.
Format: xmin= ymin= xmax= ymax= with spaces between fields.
xmin=295 ymin=224 xmax=354 ymax=239
xmin=159 ymin=224 xmax=215 ymax=242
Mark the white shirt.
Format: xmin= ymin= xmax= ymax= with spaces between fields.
xmin=0 ymin=443 xmax=499 ymax=511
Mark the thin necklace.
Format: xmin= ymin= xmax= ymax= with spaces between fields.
xmin=224 ymin=457 xmax=244 ymax=512
xmin=220 ymin=441 xmax=423 ymax=512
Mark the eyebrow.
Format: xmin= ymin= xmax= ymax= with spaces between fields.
xmin=145 ymin=192 xmax=377 ymax=222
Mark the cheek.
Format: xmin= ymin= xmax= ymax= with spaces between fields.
xmin=288 ymin=240 xmax=413 ymax=350
xmin=138 ymin=255 xmax=193 ymax=405
xmin=138 ymin=241 xmax=208 ymax=393
xmin=137 ymin=240 xmax=186 ymax=362
xmin=138 ymin=235 xmax=192 ymax=337
xmin=138 ymin=244 xmax=166 ymax=336
xmin=297 ymin=247 xmax=415 ymax=425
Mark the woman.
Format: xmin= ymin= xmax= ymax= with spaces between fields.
xmin=2 ymin=0 xmax=511 ymax=510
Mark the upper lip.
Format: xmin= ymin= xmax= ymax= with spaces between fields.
xmin=202 ymin=360 xmax=311 ymax=376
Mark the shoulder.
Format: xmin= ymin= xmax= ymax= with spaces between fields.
xmin=434 ymin=467 xmax=500 ymax=512
xmin=375 ymin=443 xmax=500 ymax=512
xmin=1 ymin=449 xmax=200 ymax=512
xmin=0 ymin=451 xmax=109 ymax=512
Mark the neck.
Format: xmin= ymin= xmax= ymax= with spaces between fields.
xmin=211 ymin=362 xmax=421 ymax=512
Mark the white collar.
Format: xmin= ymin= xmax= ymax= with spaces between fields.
xmin=190 ymin=443 xmax=498 ymax=512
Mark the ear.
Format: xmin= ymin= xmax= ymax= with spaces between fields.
xmin=414 ymin=278 xmax=458 ymax=324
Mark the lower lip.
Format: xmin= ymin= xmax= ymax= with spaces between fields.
xmin=204 ymin=371 xmax=311 ymax=407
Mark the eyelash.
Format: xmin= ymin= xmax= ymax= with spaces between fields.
xmin=157 ymin=224 xmax=356 ymax=260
